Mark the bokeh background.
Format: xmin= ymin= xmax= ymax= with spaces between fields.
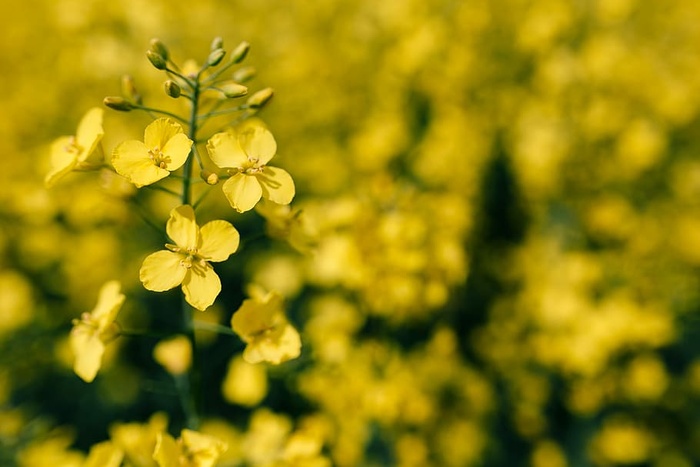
xmin=2 ymin=0 xmax=700 ymax=465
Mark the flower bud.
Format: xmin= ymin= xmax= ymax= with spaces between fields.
xmin=220 ymin=81 xmax=248 ymax=98
xmin=146 ymin=50 xmax=167 ymax=70
xmin=149 ymin=38 xmax=169 ymax=61
xmin=211 ymin=36 xmax=224 ymax=51
xmin=121 ymin=75 xmax=142 ymax=105
xmin=230 ymin=41 xmax=250 ymax=64
xmin=200 ymin=170 xmax=219 ymax=185
xmin=103 ymin=96 xmax=133 ymax=112
xmin=232 ymin=66 xmax=256 ymax=83
xmin=206 ymin=48 xmax=226 ymax=67
xmin=164 ymin=80 xmax=181 ymax=98
xmin=247 ymin=87 xmax=274 ymax=109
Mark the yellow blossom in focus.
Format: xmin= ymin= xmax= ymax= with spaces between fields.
xmin=70 ymin=280 xmax=125 ymax=383
xmin=112 ymin=118 xmax=193 ymax=187
xmin=231 ymin=289 xmax=301 ymax=364
xmin=153 ymin=429 xmax=227 ymax=467
xmin=207 ymin=119 xmax=295 ymax=212
xmin=140 ymin=205 xmax=240 ymax=311
xmin=153 ymin=335 xmax=192 ymax=375
xmin=45 ymin=107 xmax=104 ymax=187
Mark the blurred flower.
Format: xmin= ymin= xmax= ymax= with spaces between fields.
xmin=112 ymin=118 xmax=192 ymax=187
xmin=231 ymin=288 xmax=301 ymax=364
xmin=153 ymin=335 xmax=192 ymax=375
xmin=83 ymin=441 xmax=124 ymax=467
xmin=221 ymin=355 xmax=268 ymax=407
xmin=153 ymin=429 xmax=227 ymax=467
xmin=45 ymin=107 xmax=104 ymax=187
xmin=207 ymin=119 xmax=294 ymax=212
xmin=140 ymin=205 xmax=239 ymax=311
xmin=70 ymin=280 xmax=125 ymax=383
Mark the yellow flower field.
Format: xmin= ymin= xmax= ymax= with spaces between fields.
xmin=2 ymin=0 xmax=700 ymax=465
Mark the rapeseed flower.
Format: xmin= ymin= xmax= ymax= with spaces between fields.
xmin=153 ymin=429 xmax=227 ymax=467
xmin=70 ymin=280 xmax=125 ymax=383
xmin=112 ymin=118 xmax=192 ymax=187
xmin=45 ymin=107 xmax=104 ymax=187
xmin=231 ymin=288 xmax=301 ymax=364
xmin=206 ymin=119 xmax=294 ymax=212
xmin=140 ymin=205 xmax=239 ymax=311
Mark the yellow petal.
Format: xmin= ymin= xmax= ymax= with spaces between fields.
xmin=243 ymin=324 xmax=301 ymax=365
xmin=180 ymin=429 xmax=228 ymax=467
xmin=112 ymin=140 xmax=169 ymax=187
xmin=182 ymin=264 xmax=221 ymax=311
xmin=206 ymin=131 xmax=248 ymax=169
xmin=84 ymin=441 xmax=124 ymax=467
xmin=161 ymin=132 xmax=193 ymax=170
xmin=222 ymin=173 xmax=263 ymax=212
xmin=45 ymin=137 xmax=78 ymax=187
xmin=153 ymin=432 xmax=180 ymax=467
xmin=167 ymin=205 xmax=199 ymax=249
xmin=240 ymin=124 xmax=277 ymax=165
xmin=144 ymin=118 xmax=184 ymax=150
xmin=91 ymin=280 xmax=126 ymax=332
xmin=198 ymin=220 xmax=240 ymax=262
xmin=140 ymin=251 xmax=187 ymax=292
xmin=75 ymin=107 xmax=105 ymax=161
xmin=258 ymin=167 xmax=295 ymax=205
xmin=71 ymin=327 xmax=105 ymax=383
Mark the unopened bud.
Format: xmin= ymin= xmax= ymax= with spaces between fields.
xmin=232 ymin=66 xmax=256 ymax=84
xmin=146 ymin=50 xmax=167 ymax=70
xmin=164 ymin=80 xmax=181 ymax=98
xmin=211 ymin=37 xmax=224 ymax=51
xmin=121 ymin=75 xmax=142 ymax=105
xmin=200 ymin=170 xmax=219 ymax=185
xmin=149 ymin=38 xmax=169 ymax=61
xmin=206 ymin=48 xmax=226 ymax=67
xmin=230 ymin=41 xmax=250 ymax=64
xmin=103 ymin=96 xmax=133 ymax=112
xmin=220 ymin=82 xmax=248 ymax=98
xmin=247 ymin=87 xmax=274 ymax=109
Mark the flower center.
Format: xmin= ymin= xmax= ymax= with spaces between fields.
xmin=148 ymin=147 xmax=171 ymax=169
xmin=64 ymin=136 xmax=82 ymax=154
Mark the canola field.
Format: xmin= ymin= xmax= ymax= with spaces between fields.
xmin=1 ymin=1 xmax=700 ymax=466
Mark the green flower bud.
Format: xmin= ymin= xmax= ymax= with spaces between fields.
xmin=206 ymin=48 xmax=226 ymax=67
xmin=211 ymin=37 xmax=224 ymax=51
xmin=247 ymin=87 xmax=274 ymax=109
xmin=230 ymin=41 xmax=250 ymax=64
xmin=164 ymin=80 xmax=181 ymax=98
xmin=220 ymin=82 xmax=248 ymax=98
xmin=146 ymin=50 xmax=167 ymax=70
xmin=121 ymin=75 xmax=142 ymax=105
xmin=103 ymin=96 xmax=133 ymax=112
xmin=232 ymin=66 xmax=256 ymax=84
xmin=149 ymin=38 xmax=169 ymax=61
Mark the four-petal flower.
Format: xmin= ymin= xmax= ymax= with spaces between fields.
xmin=45 ymin=107 xmax=105 ymax=187
xmin=70 ymin=280 xmax=125 ymax=382
xmin=206 ymin=119 xmax=295 ymax=212
xmin=140 ymin=205 xmax=240 ymax=311
xmin=112 ymin=118 xmax=193 ymax=187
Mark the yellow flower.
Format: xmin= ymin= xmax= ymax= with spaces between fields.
xmin=112 ymin=118 xmax=193 ymax=187
xmin=83 ymin=441 xmax=124 ymax=467
xmin=231 ymin=289 xmax=301 ymax=364
xmin=45 ymin=107 xmax=104 ymax=187
xmin=153 ymin=429 xmax=227 ymax=467
xmin=140 ymin=205 xmax=239 ymax=311
xmin=153 ymin=335 xmax=192 ymax=375
xmin=70 ymin=281 xmax=125 ymax=383
xmin=206 ymin=119 xmax=295 ymax=212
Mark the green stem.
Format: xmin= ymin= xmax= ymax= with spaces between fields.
xmin=179 ymin=78 xmax=201 ymax=430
